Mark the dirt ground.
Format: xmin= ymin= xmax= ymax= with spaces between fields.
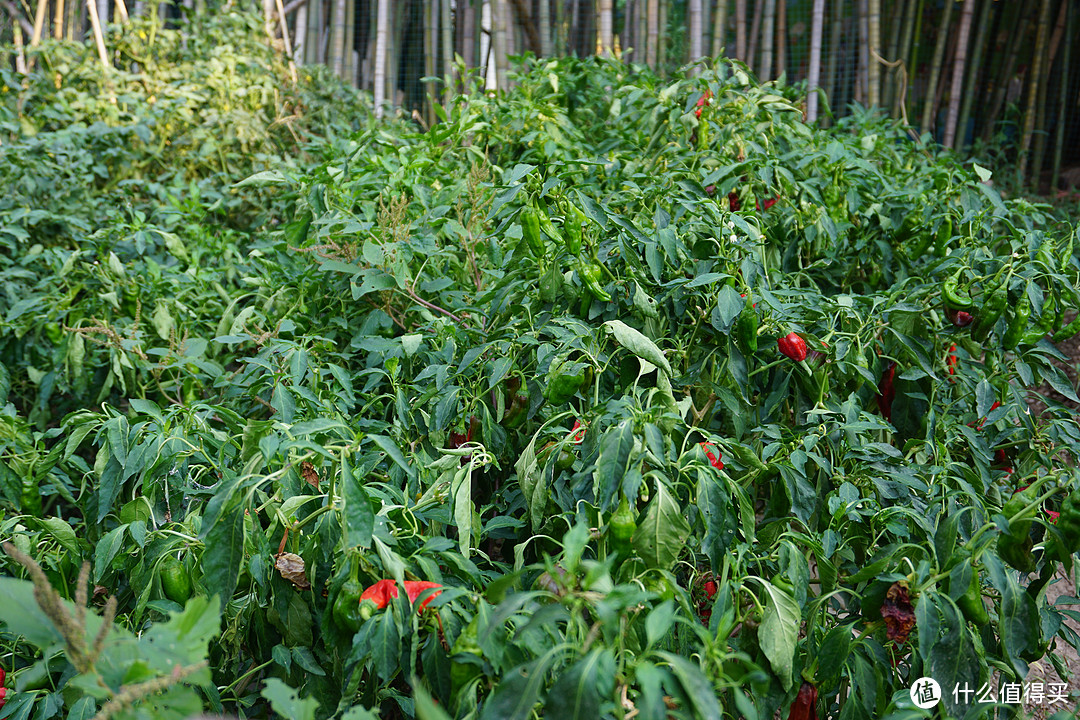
xmin=1022 ymin=319 xmax=1080 ymax=719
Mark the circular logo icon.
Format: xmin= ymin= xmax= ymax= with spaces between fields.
xmin=910 ymin=677 xmax=942 ymax=709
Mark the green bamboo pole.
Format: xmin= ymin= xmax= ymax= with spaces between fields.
xmin=943 ymin=0 xmax=974 ymax=149
xmin=806 ymin=0 xmax=824 ymax=122
xmin=747 ymin=0 xmax=762 ymax=74
xmin=955 ymin=0 xmax=991 ymax=150
xmin=1051 ymin=0 xmax=1072 ymax=192
xmin=658 ymin=0 xmax=667 ymax=68
xmin=1019 ymin=0 xmax=1052 ymax=185
xmin=919 ymin=0 xmax=953 ymax=137
xmin=883 ymin=0 xmax=905 ymax=109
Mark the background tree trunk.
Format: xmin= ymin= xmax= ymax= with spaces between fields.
xmin=493 ymin=0 xmax=509 ymax=89
xmin=646 ymin=0 xmax=658 ymax=67
xmin=598 ymin=0 xmax=613 ymax=56
xmin=956 ymin=0 xmax=991 ymax=150
xmin=1051 ymin=0 xmax=1072 ymax=190
xmin=538 ymin=0 xmax=552 ymax=56
xmin=867 ymin=0 xmax=880 ymax=107
xmin=746 ymin=0 xmax=762 ymax=74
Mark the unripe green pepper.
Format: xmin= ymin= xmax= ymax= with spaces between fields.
xmin=1002 ymin=291 xmax=1030 ymax=350
xmin=333 ymin=579 xmax=365 ymax=633
xmin=1052 ymin=313 xmax=1080 ymax=343
xmin=608 ymin=496 xmax=637 ymax=557
xmin=998 ymin=486 xmax=1038 ymax=572
xmin=578 ymin=262 xmax=612 ymax=302
xmin=564 ymin=203 xmax=585 ymax=255
xmin=735 ymin=295 xmax=759 ymax=355
xmin=952 ymin=555 xmax=990 ymax=626
xmin=934 ymin=216 xmax=953 ymax=257
xmin=971 ymin=286 xmax=1007 ymax=343
xmin=520 ymin=207 xmax=545 ymax=256
xmin=544 ymin=359 xmax=587 ymax=405
xmin=1045 ymin=488 xmax=1080 ymax=563
xmin=160 ymin=555 xmax=192 ymax=605
xmin=942 ymin=269 xmax=973 ymax=310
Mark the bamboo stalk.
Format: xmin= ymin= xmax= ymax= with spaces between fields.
xmin=55 ymin=0 xmax=64 ymax=39
xmin=1019 ymin=0 xmax=1052 ymax=185
xmin=1051 ymin=0 xmax=1072 ymax=191
xmin=759 ymin=0 xmax=774 ymax=78
xmin=539 ymin=0 xmax=552 ymax=56
xmin=643 ymin=0 xmax=652 ymax=66
xmin=919 ymin=0 xmax=953 ymax=137
xmin=943 ymin=0 xmax=974 ymax=149
xmin=883 ymin=0 xmax=904 ymax=109
xmin=274 ymin=0 xmax=298 ymax=83
xmin=30 ymin=0 xmax=48 ymax=47
xmin=688 ymin=0 xmax=702 ymax=66
xmin=13 ymin=18 xmax=27 ymax=74
xmin=734 ymin=0 xmax=745 ymax=62
xmin=425 ymin=0 xmax=436 ymax=120
xmin=775 ymin=0 xmax=785 ymax=78
xmin=114 ymin=0 xmax=128 ymax=24
xmin=867 ymin=0 xmax=879 ymax=107
xmin=893 ymin=0 xmax=919 ymax=118
xmin=747 ymin=0 xmax=762 ymax=74
xmin=823 ymin=0 xmax=843 ymax=126
xmin=806 ymin=0 xmax=824 ymax=122
xmin=955 ymin=0 xmax=991 ymax=150
xmin=1031 ymin=0 xmax=1065 ymax=188
xmin=373 ymin=0 xmax=388 ymax=115
xmin=85 ymin=0 xmax=111 ymax=71
xmin=441 ymin=0 xmax=453 ymax=102
xmin=982 ymin=3 xmax=1028 ymax=142
xmin=854 ymin=0 xmax=866 ymax=105
xmin=599 ymin=0 xmax=614 ymax=56
xmin=711 ymin=0 xmax=727 ymax=56
xmin=329 ymin=0 xmax=345 ymax=79
xmin=658 ymin=0 xmax=667 ymax=67
xmin=493 ymin=0 xmax=508 ymax=89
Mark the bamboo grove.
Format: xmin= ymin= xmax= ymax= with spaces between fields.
xmin=1 ymin=1 xmax=1079 ymax=187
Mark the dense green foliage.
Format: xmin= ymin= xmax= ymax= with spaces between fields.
xmin=2 ymin=14 xmax=1080 ymax=720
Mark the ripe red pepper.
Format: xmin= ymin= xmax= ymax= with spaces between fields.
xmin=876 ymin=362 xmax=897 ymax=421
xmin=728 ymin=192 xmax=741 ymax=211
xmin=786 ymin=681 xmax=819 ymax=720
xmin=778 ymin=333 xmax=808 ymax=362
xmin=704 ymin=580 xmax=718 ymax=597
xmin=946 ymin=308 xmax=974 ymax=327
xmin=699 ymin=442 xmax=724 ymax=469
xmin=756 ymin=196 xmax=779 ymax=211
xmin=947 ymin=344 xmax=958 ymax=378
xmin=974 ymin=402 xmax=1001 ymax=430
xmin=360 ymin=579 xmax=444 ymax=613
xmin=694 ymin=89 xmax=712 ymax=117
xmin=570 ymin=419 xmax=586 ymax=444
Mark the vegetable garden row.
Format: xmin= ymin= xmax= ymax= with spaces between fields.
xmin=2 ymin=11 xmax=1080 ymax=720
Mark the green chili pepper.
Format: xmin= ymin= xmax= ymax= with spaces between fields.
xmin=970 ymin=286 xmax=1007 ymax=343
xmin=1046 ymin=488 xmax=1080 ymax=563
xmin=21 ymin=475 xmax=42 ymax=518
xmin=1002 ymin=290 xmax=1031 ymax=350
xmin=578 ymin=262 xmax=612 ymax=302
xmin=1052 ymin=312 xmax=1080 ymax=343
xmin=943 ymin=269 xmax=973 ymax=310
xmin=535 ymin=202 xmax=563 ymax=243
xmin=563 ymin=203 xmax=585 ymax=255
xmin=998 ymin=486 xmax=1038 ymax=572
xmin=520 ymin=207 xmax=545 ymax=256
xmin=934 ymin=216 xmax=953 ymax=257
xmin=608 ymin=496 xmax=637 ymax=558
xmin=955 ymin=560 xmax=990 ymax=626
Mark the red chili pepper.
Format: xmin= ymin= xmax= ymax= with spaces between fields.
xmin=778 ymin=333 xmax=808 ymax=362
xmin=404 ymin=581 xmax=444 ymax=611
xmin=1047 ymin=510 xmax=1061 ymax=524
xmin=728 ymin=192 xmax=741 ymax=211
xmin=975 ymin=402 xmax=1002 ymax=430
xmin=704 ymin=580 xmax=718 ymax=598
xmin=947 ymin=344 xmax=958 ymax=378
xmin=699 ymin=442 xmax=724 ymax=470
xmin=694 ymin=89 xmax=713 ymax=117
xmin=786 ymin=681 xmax=819 ymax=720
xmin=876 ymin=362 xmax=897 ymax=421
xmin=756 ymin=196 xmax=779 ymax=211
